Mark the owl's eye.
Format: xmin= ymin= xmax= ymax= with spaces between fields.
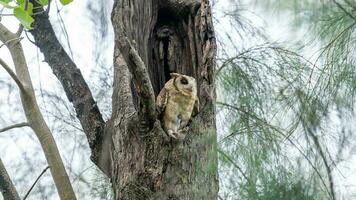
xmin=180 ymin=77 xmax=188 ymax=85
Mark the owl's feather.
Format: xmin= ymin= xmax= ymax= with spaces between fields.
xmin=156 ymin=73 xmax=199 ymax=140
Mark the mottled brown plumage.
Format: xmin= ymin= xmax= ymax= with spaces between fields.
xmin=156 ymin=73 xmax=199 ymax=140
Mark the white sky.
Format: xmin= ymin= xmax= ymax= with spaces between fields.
xmin=1 ymin=0 xmax=356 ymax=199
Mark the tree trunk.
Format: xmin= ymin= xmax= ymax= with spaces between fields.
xmin=29 ymin=0 xmax=218 ymax=199
xmin=110 ymin=0 xmax=218 ymax=199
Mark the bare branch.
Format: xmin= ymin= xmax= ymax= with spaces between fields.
xmin=16 ymin=26 xmax=24 ymax=37
xmin=0 ymin=37 xmax=23 ymax=49
xmin=0 ymin=122 xmax=30 ymax=133
xmin=23 ymin=166 xmax=50 ymax=200
xmin=0 ymin=158 xmax=21 ymax=200
xmin=0 ymin=58 xmax=27 ymax=93
xmin=28 ymin=0 xmax=105 ymax=164
xmin=0 ymin=20 xmax=77 ymax=200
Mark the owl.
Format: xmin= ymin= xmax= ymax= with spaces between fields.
xmin=156 ymin=73 xmax=199 ymax=140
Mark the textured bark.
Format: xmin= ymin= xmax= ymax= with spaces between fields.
xmin=110 ymin=0 xmax=218 ymax=199
xmin=0 ymin=158 xmax=20 ymax=200
xmin=29 ymin=1 xmax=106 ymax=165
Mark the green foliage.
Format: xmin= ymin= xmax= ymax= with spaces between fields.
xmin=0 ymin=0 xmax=14 ymax=8
xmin=217 ymin=1 xmax=356 ymax=199
xmin=60 ymin=0 xmax=72 ymax=5
xmin=13 ymin=5 xmax=33 ymax=29
xmin=38 ymin=0 xmax=49 ymax=6
xmin=0 ymin=0 xmax=74 ymax=29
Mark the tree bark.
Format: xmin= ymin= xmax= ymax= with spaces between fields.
xmin=0 ymin=158 xmax=21 ymax=200
xmin=110 ymin=0 xmax=218 ymax=199
xmin=29 ymin=0 xmax=106 ymax=165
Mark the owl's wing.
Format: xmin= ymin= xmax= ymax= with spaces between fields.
xmin=156 ymin=87 xmax=169 ymax=115
xmin=192 ymin=97 xmax=200 ymax=117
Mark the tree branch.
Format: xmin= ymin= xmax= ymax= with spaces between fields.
xmin=0 ymin=37 xmax=23 ymax=49
xmin=111 ymin=2 xmax=157 ymax=127
xmin=332 ymin=0 xmax=356 ymax=22
xmin=0 ymin=21 xmax=77 ymax=200
xmin=28 ymin=1 xmax=105 ymax=163
xmin=0 ymin=58 xmax=27 ymax=93
xmin=0 ymin=158 xmax=21 ymax=200
xmin=0 ymin=122 xmax=30 ymax=133
xmin=23 ymin=166 xmax=50 ymax=200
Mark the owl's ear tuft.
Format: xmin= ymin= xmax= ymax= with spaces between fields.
xmin=170 ymin=73 xmax=181 ymax=78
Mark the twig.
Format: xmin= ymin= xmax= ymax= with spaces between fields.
xmin=343 ymin=0 xmax=356 ymax=11
xmin=332 ymin=0 xmax=356 ymax=22
xmin=0 ymin=122 xmax=30 ymax=133
xmin=217 ymin=149 xmax=249 ymax=182
xmin=23 ymin=166 xmax=50 ymax=200
xmin=16 ymin=26 xmax=24 ymax=37
xmin=0 ymin=37 xmax=23 ymax=49
xmin=0 ymin=58 xmax=27 ymax=92
xmin=216 ymin=101 xmax=334 ymax=198
xmin=307 ymin=129 xmax=336 ymax=200
xmin=46 ymin=0 xmax=52 ymax=14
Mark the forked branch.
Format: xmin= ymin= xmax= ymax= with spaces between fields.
xmin=111 ymin=4 xmax=157 ymax=127
xmin=0 ymin=22 xmax=77 ymax=200
xmin=0 ymin=58 xmax=27 ymax=93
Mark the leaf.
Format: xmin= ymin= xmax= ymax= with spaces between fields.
xmin=0 ymin=0 xmax=14 ymax=8
xmin=15 ymin=0 xmax=33 ymax=15
xmin=38 ymin=0 xmax=48 ymax=6
xmin=13 ymin=7 xmax=34 ymax=29
xmin=0 ymin=0 xmax=12 ymax=3
xmin=60 ymin=0 xmax=72 ymax=5
xmin=26 ymin=2 xmax=33 ymax=15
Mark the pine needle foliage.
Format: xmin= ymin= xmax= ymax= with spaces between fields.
xmin=217 ymin=1 xmax=356 ymax=199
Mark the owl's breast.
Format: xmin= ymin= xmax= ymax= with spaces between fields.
xmin=166 ymin=92 xmax=196 ymax=118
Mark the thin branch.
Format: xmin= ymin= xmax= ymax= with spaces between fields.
xmin=217 ymin=149 xmax=249 ymax=182
xmin=0 ymin=37 xmax=23 ymax=49
xmin=216 ymin=101 xmax=334 ymax=198
xmin=0 ymin=58 xmax=27 ymax=93
xmin=16 ymin=25 xmax=24 ymax=37
xmin=332 ymin=0 xmax=356 ymax=22
xmin=343 ymin=0 xmax=356 ymax=11
xmin=46 ymin=0 xmax=52 ymax=14
xmin=307 ymin=129 xmax=336 ymax=200
xmin=22 ymin=166 xmax=50 ymax=200
xmin=0 ymin=122 xmax=30 ymax=133
xmin=28 ymin=0 xmax=105 ymax=164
